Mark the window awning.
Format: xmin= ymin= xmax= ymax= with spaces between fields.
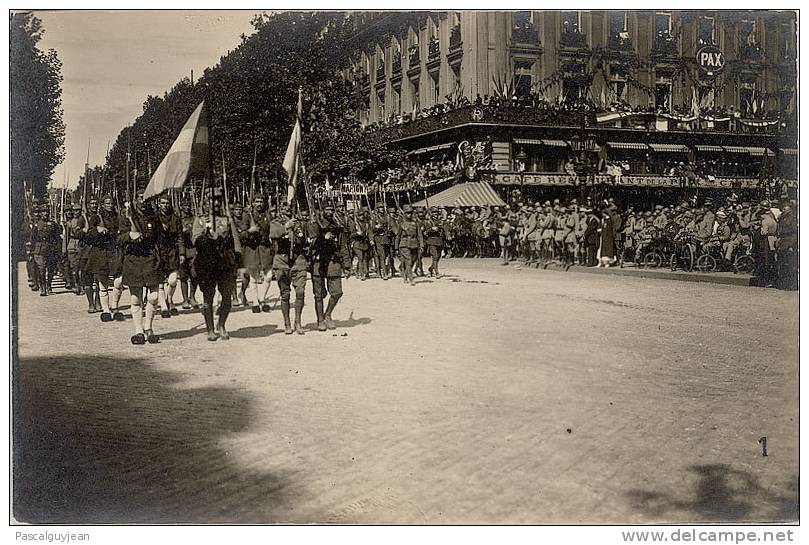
xmin=513 ymin=138 xmax=543 ymax=145
xmin=695 ymin=145 xmax=723 ymax=152
xmin=649 ymin=143 xmax=689 ymax=153
xmin=607 ymin=142 xmax=649 ymax=150
xmin=747 ymin=147 xmax=770 ymax=156
xmin=781 ymin=148 xmax=798 ymax=156
xmin=541 ymin=139 xmax=570 ymax=147
xmin=723 ymin=146 xmax=751 ymax=154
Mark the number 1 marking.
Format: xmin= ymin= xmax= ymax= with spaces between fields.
xmin=758 ymin=436 xmax=768 ymax=457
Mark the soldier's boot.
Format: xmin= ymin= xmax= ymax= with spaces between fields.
xmin=314 ymin=298 xmax=327 ymax=331
xmin=94 ymin=283 xmax=102 ymax=312
xmin=38 ymin=268 xmax=47 ymax=296
xmin=324 ymin=295 xmax=340 ymax=330
xmin=202 ymin=304 xmax=218 ymax=341
xmin=217 ymin=309 xmax=230 ymax=341
xmin=85 ymin=283 xmax=95 ymax=312
xmin=294 ymin=300 xmax=305 ymax=335
xmin=281 ymin=301 xmax=293 ymax=335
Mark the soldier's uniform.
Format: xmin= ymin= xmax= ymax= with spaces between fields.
xmin=118 ymin=196 xmax=164 ymax=344
xmin=191 ymin=189 xmax=239 ymax=341
xmin=156 ymin=198 xmax=185 ymax=317
xmin=86 ymin=206 xmax=121 ymax=321
xmin=240 ymin=198 xmax=274 ymax=311
xmin=66 ymin=205 xmax=86 ymax=295
xmin=349 ymin=210 xmax=372 ymax=280
xmin=396 ymin=204 xmax=424 ymax=285
xmin=370 ymin=204 xmax=393 ymax=280
xmin=179 ymin=204 xmax=199 ymax=308
xmin=309 ymin=204 xmax=351 ymax=331
xmin=424 ymin=210 xmax=446 ymax=276
xmin=31 ymin=204 xmax=62 ymax=296
xmin=270 ymin=209 xmax=314 ymax=334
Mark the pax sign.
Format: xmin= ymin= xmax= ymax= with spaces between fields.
xmin=697 ymin=46 xmax=725 ymax=76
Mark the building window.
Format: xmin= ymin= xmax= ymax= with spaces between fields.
xmin=392 ymin=40 xmax=402 ymax=74
xmin=611 ymin=80 xmax=627 ymax=103
xmin=412 ymin=83 xmax=420 ymax=112
xmin=392 ymin=86 xmax=401 ymax=113
xmin=698 ymin=16 xmax=715 ymax=46
xmin=562 ymin=11 xmax=581 ymax=34
xmin=739 ymin=20 xmax=761 ymax=60
xmin=698 ymin=85 xmax=714 ymax=110
xmin=512 ymin=11 xmax=538 ymax=43
xmin=514 ymin=60 xmax=533 ymax=97
xmin=654 ymin=12 xmax=676 ymax=54
xmin=739 ymin=85 xmax=755 ymax=117
xmin=655 ymin=81 xmax=672 ymax=111
xmin=377 ymin=91 xmax=385 ymax=120
xmin=432 ymin=74 xmax=440 ymax=104
xmin=780 ymin=22 xmax=793 ymax=59
xmin=562 ymin=79 xmax=583 ymax=103
xmin=608 ymin=11 xmax=631 ymax=49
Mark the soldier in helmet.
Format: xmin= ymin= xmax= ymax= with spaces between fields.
xmin=349 ymin=207 xmax=372 ymax=280
xmin=424 ymin=208 xmax=446 ymax=277
xmin=30 ymin=201 xmax=62 ymax=296
xmin=65 ymin=204 xmax=86 ymax=295
xmin=270 ymin=202 xmax=314 ymax=334
xmin=370 ymin=202 xmax=392 ymax=280
xmin=241 ymin=194 xmax=274 ymax=313
xmin=155 ymin=194 xmax=184 ymax=318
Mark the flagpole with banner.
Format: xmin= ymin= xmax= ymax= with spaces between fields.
xmin=283 ymin=87 xmax=303 ymax=205
xmin=143 ymin=100 xmax=209 ymax=200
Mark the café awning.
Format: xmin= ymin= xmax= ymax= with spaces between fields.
xmin=608 ymin=142 xmax=649 ymax=150
xmin=649 ymin=143 xmax=689 ymax=153
xmin=412 ymin=181 xmax=506 ymax=208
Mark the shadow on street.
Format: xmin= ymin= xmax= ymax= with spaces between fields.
xmin=13 ymin=354 xmax=297 ymax=523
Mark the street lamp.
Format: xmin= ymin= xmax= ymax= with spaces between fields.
xmin=570 ymin=132 xmax=599 ymax=204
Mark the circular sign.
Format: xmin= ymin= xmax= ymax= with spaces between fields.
xmin=696 ymin=45 xmax=725 ymax=76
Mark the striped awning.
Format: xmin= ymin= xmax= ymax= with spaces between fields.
xmin=781 ymin=148 xmax=799 ymax=156
xmin=513 ymin=138 xmax=543 ymax=145
xmin=412 ymin=181 xmax=506 ymax=208
xmin=607 ymin=142 xmax=649 ymax=150
xmin=747 ymin=147 xmax=770 ymax=156
xmin=723 ymin=146 xmax=751 ymax=154
xmin=695 ymin=145 xmax=723 ymax=152
xmin=410 ymin=142 xmax=456 ymax=155
xmin=542 ymin=139 xmax=570 ymax=147
xmin=649 ymin=143 xmax=689 ymax=153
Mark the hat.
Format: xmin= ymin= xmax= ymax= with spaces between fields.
xmin=759 ymin=200 xmax=771 ymax=208
xmin=655 ymin=205 xmax=663 ymax=210
xmin=716 ymin=211 xmax=727 ymax=220
xmin=644 ymin=211 xmax=652 ymax=217
xmin=570 ymin=199 xmax=578 ymax=205
xmin=402 ymin=204 xmax=413 ymax=212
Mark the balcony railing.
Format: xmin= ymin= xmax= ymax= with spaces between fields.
xmin=408 ymin=45 xmax=420 ymax=67
xmin=449 ymin=25 xmax=462 ymax=50
xmin=512 ymin=24 xmax=539 ymax=44
xmin=560 ymin=31 xmax=587 ymax=49
xmin=427 ymin=37 xmax=440 ymax=61
xmin=608 ymin=34 xmax=634 ymax=52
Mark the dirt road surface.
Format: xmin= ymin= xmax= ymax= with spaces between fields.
xmin=13 ymin=260 xmax=798 ymax=524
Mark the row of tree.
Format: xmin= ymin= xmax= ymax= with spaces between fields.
xmin=85 ymin=11 xmax=403 ymax=204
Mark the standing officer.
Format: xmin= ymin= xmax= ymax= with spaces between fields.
xmin=396 ymin=204 xmax=423 ymax=286
xmin=309 ymin=203 xmax=350 ymax=331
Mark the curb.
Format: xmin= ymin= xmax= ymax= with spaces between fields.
xmin=537 ymin=263 xmax=754 ymax=287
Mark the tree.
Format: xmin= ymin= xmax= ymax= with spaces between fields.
xmin=11 ymin=11 xmax=66 ymax=258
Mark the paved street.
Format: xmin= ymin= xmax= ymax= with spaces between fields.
xmin=13 ymin=260 xmax=798 ymax=524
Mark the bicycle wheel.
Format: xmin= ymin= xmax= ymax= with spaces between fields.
xmin=734 ymin=255 xmax=755 ymax=274
xmin=643 ymin=252 xmax=662 ymax=268
xmin=683 ymin=244 xmax=696 ymax=272
xmin=669 ymin=252 xmax=677 ymax=271
xmin=696 ymin=254 xmax=717 ymax=272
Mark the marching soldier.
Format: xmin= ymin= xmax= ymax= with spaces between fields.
xmin=179 ymin=200 xmax=199 ymax=309
xmin=65 ymin=204 xmax=86 ymax=295
xmin=370 ymin=203 xmax=392 ymax=280
xmin=424 ymin=208 xmax=446 ymax=277
xmin=30 ymin=202 xmax=62 ymax=296
xmin=414 ymin=207 xmax=428 ymax=276
xmin=230 ymin=202 xmax=249 ymax=306
xmin=270 ymin=203 xmax=314 ymax=335
xmin=396 ymin=204 xmax=423 ymax=286
xmin=155 ymin=194 xmax=184 ymax=318
xmin=350 ymin=208 xmax=372 ymax=280
xmin=309 ymin=203 xmax=350 ymax=331
xmin=118 ymin=191 xmax=164 ymax=344
xmin=241 ymin=195 xmax=274 ymax=313
xmin=192 ymin=187 xmax=240 ymax=341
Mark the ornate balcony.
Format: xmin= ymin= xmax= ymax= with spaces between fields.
xmin=608 ymin=34 xmax=634 ymax=52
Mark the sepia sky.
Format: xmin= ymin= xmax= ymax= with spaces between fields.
xmin=34 ymin=10 xmax=258 ymax=189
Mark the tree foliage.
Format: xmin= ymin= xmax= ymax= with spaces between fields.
xmin=11 ymin=12 xmax=66 ymax=196
xmin=100 ymin=11 xmax=402 ymax=202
